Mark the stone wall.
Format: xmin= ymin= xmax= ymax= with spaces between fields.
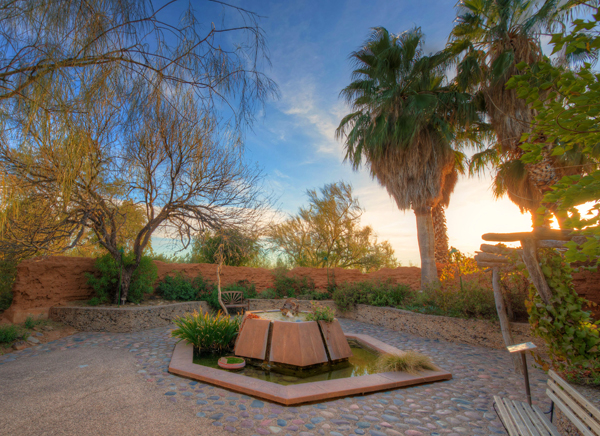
xmin=4 ymin=255 xmax=421 ymax=322
xmin=49 ymin=301 xmax=210 ymax=333
xmin=342 ymin=304 xmax=546 ymax=352
xmin=248 ymin=300 xmax=545 ymax=353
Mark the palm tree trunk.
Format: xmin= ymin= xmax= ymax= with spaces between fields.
xmin=432 ymin=204 xmax=449 ymax=264
xmin=414 ymin=207 xmax=439 ymax=287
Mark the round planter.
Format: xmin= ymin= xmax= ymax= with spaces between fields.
xmin=218 ymin=356 xmax=246 ymax=370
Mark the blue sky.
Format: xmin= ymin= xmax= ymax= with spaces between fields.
xmin=155 ymin=0 xmax=536 ymax=265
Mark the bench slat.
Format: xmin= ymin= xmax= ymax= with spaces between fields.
xmin=505 ymin=397 xmax=535 ymax=436
xmin=547 ymin=379 xmax=600 ymax=435
xmin=546 ymin=388 xmax=595 ymax=436
xmin=521 ymin=402 xmax=554 ymax=436
xmin=494 ymin=396 xmax=520 ymax=436
xmin=549 ymin=371 xmax=600 ymax=419
xmin=549 ymin=370 xmax=600 ymax=422
xmin=512 ymin=400 xmax=544 ymax=436
xmin=531 ymin=404 xmax=562 ymax=436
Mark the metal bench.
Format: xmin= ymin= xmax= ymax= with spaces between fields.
xmin=494 ymin=370 xmax=600 ymax=436
xmin=221 ymin=291 xmax=248 ymax=312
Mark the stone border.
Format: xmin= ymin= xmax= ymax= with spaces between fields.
xmin=49 ymin=301 xmax=210 ymax=333
xmin=168 ymin=333 xmax=452 ymax=406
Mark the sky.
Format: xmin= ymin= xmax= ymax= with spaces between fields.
xmin=154 ymin=0 xmax=537 ymax=265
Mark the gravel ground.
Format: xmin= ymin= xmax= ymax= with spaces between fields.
xmin=0 ymin=318 xmax=552 ymax=436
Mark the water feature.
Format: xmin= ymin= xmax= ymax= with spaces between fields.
xmin=193 ymin=340 xmax=379 ymax=386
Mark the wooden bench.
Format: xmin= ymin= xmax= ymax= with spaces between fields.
xmin=221 ymin=291 xmax=248 ymax=312
xmin=494 ymin=370 xmax=600 ymax=436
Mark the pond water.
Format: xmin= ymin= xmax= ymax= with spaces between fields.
xmin=193 ymin=341 xmax=379 ymax=386
xmin=251 ymin=310 xmax=310 ymax=322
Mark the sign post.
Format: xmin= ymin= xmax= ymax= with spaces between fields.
xmin=507 ymin=342 xmax=537 ymax=406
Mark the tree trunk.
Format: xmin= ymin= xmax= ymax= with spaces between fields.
xmin=118 ymin=267 xmax=134 ymax=304
xmin=414 ymin=207 xmax=439 ymax=287
xmin=217 ymin=243 xmax=228 ymax=315
xmin=492 ymin=267 xmax=522 ymax=374
xmin=521 ymin=239 xmax=553 ymax=305
xmin=432 ymin=204 xmax=449 ymax=264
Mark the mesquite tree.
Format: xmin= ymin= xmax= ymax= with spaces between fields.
xmin=0 ymin=0 xmax=276 ymax=301
xmin=1 ymin=84 xmax=271 ymax=302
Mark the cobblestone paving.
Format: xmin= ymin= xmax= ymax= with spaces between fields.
xmin=0 ymin=318 xmax=550 ymax=436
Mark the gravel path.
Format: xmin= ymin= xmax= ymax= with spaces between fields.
xmin=0 ymin=318 xmax=550 ymax=436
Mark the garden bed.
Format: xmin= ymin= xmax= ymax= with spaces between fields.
xmin=49 ymin=301 xmax=210 ymax=333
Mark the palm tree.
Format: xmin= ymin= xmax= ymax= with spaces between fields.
xmin=449 ymin=0 xmax=576 ymax=223
xmin=336 ymin=27 xmax=480 ymax=285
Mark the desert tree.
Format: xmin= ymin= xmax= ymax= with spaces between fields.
xmin=0 ymin=0 xmax=277 ymax=301
xmin=0 ymin=79 xmax=272 ymax=303
xmin=189 ymin=228 xmax=261 ymax=267
xmin=268 ymin=182 xmax=398 ymax=273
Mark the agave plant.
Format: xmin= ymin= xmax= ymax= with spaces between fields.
xmin=171 ymin=311 xmax=241 ymax=354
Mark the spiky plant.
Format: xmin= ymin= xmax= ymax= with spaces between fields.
xmin=171 ymin=311 xmax=241 ymax=355
xmin=377 ymin=351 xmax=437 ymax=374
xmin=337 ymin=27 xmax=482 ymax=285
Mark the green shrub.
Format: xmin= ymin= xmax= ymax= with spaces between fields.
xmin=0 ymin=259 xmax=17 ymax=312
xmin=171 ymin=311 xmax=241 ymax=354
xmin=305 ymin=302 xmax=335 ymax=322
xmin=406 ymin=280 xmax=496 ymax=319
xmin=0 ymin=324 xmax=23 ymax=343
xmin=24 ymin=315 xmax=35 ymax=329
xmin=297 ymin=290 xmax=331 ymax=300
xmin=0 ymin=290 xmax=12 ymax=312
xmin=255 ymin=288 xmax=278 ymax=299
xmin=87 ymin=297 xmax=102 ymax=306
xmin=159 ymin=273 xmax=199 ymax=301
xmin=272 ymin=268 xmax=316 ymax=298
xmin=86 ymin=252 xmax=158 ymax=304
xmin=333 ymin=280 xmax=410 ymax=312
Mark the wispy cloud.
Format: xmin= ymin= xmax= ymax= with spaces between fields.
xmin=278 ymin=78 xmax=348 ymax=157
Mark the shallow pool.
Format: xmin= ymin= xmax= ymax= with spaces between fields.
xmin=192 ymin=342 xmax=379 ymax=386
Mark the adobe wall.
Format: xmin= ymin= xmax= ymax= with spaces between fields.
xmin=4 ymin=255 xmax=598 ymax=323
xmin=3 ymin=256 xmax=421 ymax=322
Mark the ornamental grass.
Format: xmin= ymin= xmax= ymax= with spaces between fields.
xmin=377 ymin=351 xmax=437 ymax=374
xmin=171 ymin=311 xmax=241 ymax=355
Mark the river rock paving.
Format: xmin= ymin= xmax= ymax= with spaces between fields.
xmin=0 ymin=318 xmax=550 ymax=435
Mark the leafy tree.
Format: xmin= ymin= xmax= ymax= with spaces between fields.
xmin=86 ymin=252 xmax=158 ymax=304
xmin=0 ymin=2 xmax=276 ymax=303
xmin=269 ymin=182 xmax=398 ymax=273
xmin=507 ymin=1 xmax=600 ymax=265
xmin=189 ymin=229 xmax=261 ymax=267
xmin=336 ymin=28 xmax=481 ymax=285
xmin=0 ymin=83 xmax=272 ymax=304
